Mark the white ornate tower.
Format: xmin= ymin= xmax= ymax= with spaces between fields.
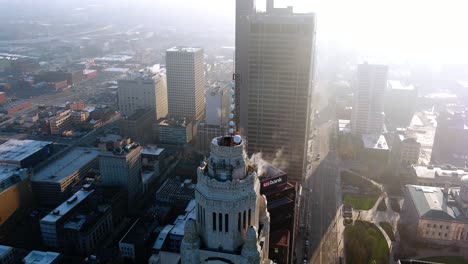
xmin=181 ymin=135 xmax=270 ymax=264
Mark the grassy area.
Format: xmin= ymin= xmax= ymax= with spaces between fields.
xmin=342 ymin=171 xmax=381 ymax=210
xmin=379 ymin=222 xmax=395 ymax=241
xmin=343 ymin=195 xmax=378 ymax=210
xmin=345 ymin=221 xmax=389 ymax=264
xmin=421 ymin=256 xmax=468 ymax=264
xmin=377 ymin=199 xmax=387 ymax=211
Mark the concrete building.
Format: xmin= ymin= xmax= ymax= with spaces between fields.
xmin=166 ymin=47 xmax=205 ymax=121
xmin=360 ymin=134 xmax=389 ymax=162
xmin=0 ymin=139 xmax=53 ymax=168
xmin=235 ymin=0 xmax=316 ymax=182
xmin=31 ymin=148 xmax=100 ymax=206
xmin=119 ymin=216 xmax=159 ymax=263
xmin=99 ymin=142 xmax=142 ymax=204
xmin=388 ymin=133 xmax=421 ymax=168
xmin=23 ymin=251 xmax=60 ymax=264
xmin=40 ymin=189 xmax=95 ymax=248
xmin=196 ymin=122 xmax=225 ymax=154
xmin=141 ymin=147 xmax=166 ymax=193
xmin=0 ymin=245 xmax=14 ymax=264
xmin=385 ymin=80 xmax=417 ymax=128
xmin=118 ymin=69 xmax=168 ymax=121
xmin=0 ymin=166 xmax=30 ymax=226
xmin=431 ymin=111 xmax=468 ymax=167
xmin=205 ymin=82 xmax=230 ymax=127
xmin=180 ymin=135 xmax=271 ymax=263
xmin=400 ymin=178 xmax=468 ymax=247
xmin=409 ymin=165 xmax=468 ymax=187
xmin=119 ymin=108 xmax=154 ymax=142
xmin=156 ymin=119 xmax=194 ymax=145
xmin=351 ymin=63 xmax=388 ymax=135
xmin=48 ymin=110 xmax=72 ymax=135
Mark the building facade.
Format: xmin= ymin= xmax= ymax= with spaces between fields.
xmin=235 ymin=0 xmax=316 ymax=182
xmin=351 ymin=63 xmax=388 ymax=135
xmin=118 ymin=70 xmax=168 ymax=121
xmin=205 ymin=82 xmax=230 ymax=127
xmin=431 ymin=111 xmax=468 ymax=167
xmin=156 ymin=119 xmax=194 ymax=145
xmin=99 ymin=143 xmax=143 ymax=204
xmin=400 ymin=179 xmax=468 ymax=247
xmin=166 ymin=47 xmax=205 ymax=121
xmin=180 ymin=135 xmax=270 ymax=263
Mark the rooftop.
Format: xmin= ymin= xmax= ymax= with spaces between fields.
xmin=167 ymin=46 xmax=202 ymax=53
xmin=170 ymin=199 xmax=196 ymax=237
xmin=0 ymin=245 xmax=12 ymax=256
xmin=41 ymin=189 xmax=95 ymax=223
xmin=362 ymin=134 xmax=389 ymax=150
xmin=413 ymin=165 xmax=468 ymax=180
xmin=141 ymin=147 xmax=164 ymax=156
xmin=0 ymin=165 xmax=27 ymax=193
xmin=32 ymin=148 xmax=99 ymax=183
xmin=153 ymin=224 xmax=174 ymax=251
xmin=0 ymin=139 xmax=52 ymax=164
xmin=406 ymin=184 xmax=467 ymax=222
xmin=387 ymin=80 xmax=415 ymax=91
xmin=23 ymin=251 xmax=60 ymax=264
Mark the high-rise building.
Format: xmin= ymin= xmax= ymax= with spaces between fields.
xmin=166 ymin=47 xmax=205 ymax=121
xmin=180 ymin=135 xmax=270 ymax=263
xmin=385 ymin=80 xmax=417 ymax=129
xmin=205 ymin=82 xmax=230 ymax=127
xmin=99 ymin=142 xmax=143 ymax=204
xmin=235 ymin=0 xmax=316 ymax=182
xmin=117 ymin=69 xmax=168 ymax=121
xmin=431 ymin=111 xmax=468 ymax=167
xmin=351 ymin=63 xmax=388 ymax=135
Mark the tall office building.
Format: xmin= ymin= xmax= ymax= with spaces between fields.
xmin=99 ymin=142 xmax=143 ymax=205
xmin=180 ymin=135 xmax=270 ymax=263
xmin=351 ymin=63 xmax=388 ymax=135
xmin=235 ymin=0 xmax=316 ymax=182
xmin=166 ymin=47 xmax=205 ymax=121
xmin=431 ymin=110 xmax=468 ymax=167
xmin=117 ymin=69 xmax=168 ymax=121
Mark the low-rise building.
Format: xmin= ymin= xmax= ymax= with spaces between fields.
xmin=119 ymin=109 xmax=154 ymax=142
xmin=32 ymin=148 xmax=100 ymax=206
xmin=23 ymin=251 xmax=60 ymax=264
xmin=360 ymin=134 xmax=390 ymax=162
xmin=0 ymin=166 xmax=31 ymax=226
xmin=49 ymin=110 xmax=72 ymax=135
xmin=0 ymin=139 xmax=53 ymax=168
xmin=156 ymin=119 xmax=194 ymax=145
xmin=0 ymin=245 xmax=14 ymax=264
xmin=410 ymin=165 xmax=468 ymax=187
xmin=401 ymin=178 xmax=468 ymax=247
xmin=40 ymin=189 xmax=95 ymax=248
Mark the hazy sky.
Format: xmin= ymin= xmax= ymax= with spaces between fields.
xmin=1 ymin=0 xmax=467 ymax=64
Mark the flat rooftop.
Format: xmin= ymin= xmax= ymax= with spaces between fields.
xmin=153 ymin=224 xmax=174 ymax=250
xmin=167 ymin=46 xmax=202 ymax=53
xmin=41 ymin=189 xmax=95 ymax=223
xmin=0 ymin=139 xmax=52 ymax=163
xmin=362 ymin=134 xmax=389 ymax=150
xmin=23 ymin=250 xmax=60 ymax=264
xmin=32 ymin=148 xmax=99 ymax=183
xmin=169 ymin=199 xmax=196 ymax=237
xmin=387 ymin=80 xmax=415 ymax=90
xmin=0 ymin=245 xmax=12 ymax=256
xmin=141 ymin=147 xmax=164 ymax=156
xmin=413 ymin=165 xmax=468 ymax=180
xmin=406 ymin=184 xmax=467 ymax=222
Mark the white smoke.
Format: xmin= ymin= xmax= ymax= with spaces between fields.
xmin=250 ymin=152 xmax=269 ymax=177
xmin=272 ymin=148 xmax=289 ymax=171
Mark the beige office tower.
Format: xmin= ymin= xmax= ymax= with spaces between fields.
xmin=166 ymin=47 xmax=205 ymax=121
xmin=118 ymin=69 xmax=168 ymax=121
xmin=235 ymin=0 xmax=316 ymax=182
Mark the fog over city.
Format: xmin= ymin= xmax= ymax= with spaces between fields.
xmin=0 ymin=1 xmax=468 ymax=264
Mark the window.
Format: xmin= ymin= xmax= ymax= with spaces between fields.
xmin=446 ymin=226 xmax=449 ymax=230
xmin=438 ymin=232 xmax=441 ymax=236
xmin=225 ymin=214 xmax=229 ymax=233
xmin=440 ymin=225 xmax=443 ymax=229
xmin=445 ymin=233 xmax=448 ymax=237
xmin=213 ymin=212 xmax=216 ymax=231
xmin=219 ymin=213 xmax=223 ymax=232
xmin=243 ymin=211 xmax=246 ymax=229
xmin=433 ymin=224 xmax=436 ymax=228
xmin=427 ymin=224 xmax=430 ymax=228
xmin=238 ymin=213 xmax=241 ymax=231
xmin=248 ymin=209 xmax=251 ymax=226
